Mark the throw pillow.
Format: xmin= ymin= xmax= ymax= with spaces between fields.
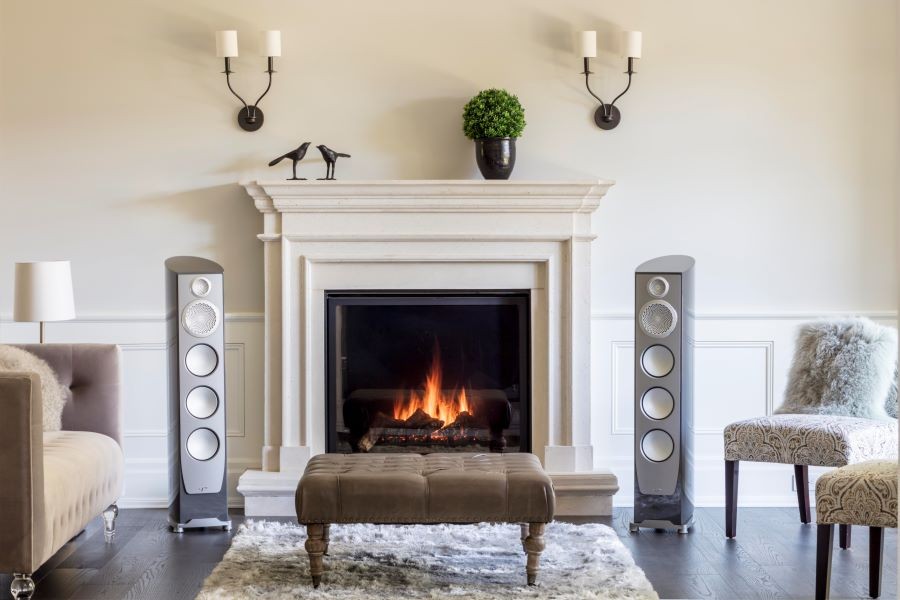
xmin=0 ymin=345 xmax=68 ymax=431
xmin=775 ymin=318 xmax=898 ymax=420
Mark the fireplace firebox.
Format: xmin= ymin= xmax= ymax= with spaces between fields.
xmin=326 ymin=291 xmax=530 ymax=454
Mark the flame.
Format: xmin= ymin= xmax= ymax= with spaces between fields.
xmin=393 ymin=343 xmax=472 ymax=425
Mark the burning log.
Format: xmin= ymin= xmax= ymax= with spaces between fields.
xmin=442 ymin=410 xmax=483 ymax=431
xmin=403 ymin=408 xmax=444 ymax=430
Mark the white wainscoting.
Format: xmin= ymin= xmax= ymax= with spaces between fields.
xmin=0 ymin=314 xmax=265 ymax=509
xmin=592 ymin=311 xmax=898 ymax=508
xmin=1 ymin=310 xmax=895 ymax=509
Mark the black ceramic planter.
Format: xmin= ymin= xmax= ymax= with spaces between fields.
xmin=475 ymin=137 xmax=516 ymax=180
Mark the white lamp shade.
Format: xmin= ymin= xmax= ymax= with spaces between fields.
xmin=261 ymin=30 xmax=281 ymax=57
xmin=623 ymin=30 xmax=642 ymax=58
xmin=215 ymin=30 xmax=239 ymax=58
xmin=14 ymin=261 xmax=76 ymax=322
xmin=580 ymin=31 xmax=597 ymax=58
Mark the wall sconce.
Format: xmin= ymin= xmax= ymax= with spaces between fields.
xmin=215 ymin=30 xmax=281 ymax=132
xmin=580 ymin=30 xmax=641 ymax=130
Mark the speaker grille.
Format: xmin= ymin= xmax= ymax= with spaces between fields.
xmin=182 ymin=300 xmax=220 ymax=338
xmin=639 ymin=300 xmax=677 ymax=338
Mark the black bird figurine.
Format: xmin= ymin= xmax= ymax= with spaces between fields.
xmin=268 ymin=142 xmax=311 ymax=180
xmin=316 ymin=144 xmax=351 ymax=180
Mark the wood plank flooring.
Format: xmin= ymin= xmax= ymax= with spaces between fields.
xmin=1 ymin=507 xmax=894 ymax=599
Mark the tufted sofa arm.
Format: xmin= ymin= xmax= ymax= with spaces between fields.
xmin=0 ymin=373 xmax=47 ymax=574
xmin=15 ymin=344 xmax=122 ymax=446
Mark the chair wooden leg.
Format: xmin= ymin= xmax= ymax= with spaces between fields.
xmin=725 ymin=460 xmax=739 ymax=538
xmin=794 ymin=465 xmax=811 ymax=524
xmin=839 ymin=524 xmax=851 ymax=549
xmin=816 ymin=524 xmax=833 ymax=600
xmin=869 ymin=526 xmax=884 ymax=598
xmin=305 ymin=524 xmax=327 ymax=588
xmin=524 ymin=523 xmax=546 ymax=586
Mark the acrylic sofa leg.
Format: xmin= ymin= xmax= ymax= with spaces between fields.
xmin=10 ymin=573 xmax=35 ymax=599
xmin=103 ymin=503 xmax=119 ymax=542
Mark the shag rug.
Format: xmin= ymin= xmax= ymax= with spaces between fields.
xmin=197 ymin=521 xmax=657 ymax=599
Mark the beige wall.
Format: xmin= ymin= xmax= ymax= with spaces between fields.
xmin=0 ymin=0 xmax=897 ymax=315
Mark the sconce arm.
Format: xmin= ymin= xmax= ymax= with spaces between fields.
xmin=252 ymin=58 xmax=275 ymax=108
xmin=224 ymin=59 xmax=249 ymax=111
xmin=608 ymin=71 xmax=633 ymax=110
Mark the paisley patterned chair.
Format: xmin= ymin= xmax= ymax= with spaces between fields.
xmin=723 ymin=319 xmax=898 ymax=542
xmin=723 ymin=416 xmax=896 ymax=540
xmin=814 ymin=460 xmax=897 ymax=599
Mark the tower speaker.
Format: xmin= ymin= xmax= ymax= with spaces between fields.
xmin=166 ymin=257 xmax=231 ymax=532
xmin=630 ymin=255 xmax=695 ymax=533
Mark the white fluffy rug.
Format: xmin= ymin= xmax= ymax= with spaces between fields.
xmin=198 ymin=520 xmax=658 ymax=599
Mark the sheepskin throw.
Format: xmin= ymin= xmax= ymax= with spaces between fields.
xmin=0 ymin=345 xmax=68 ymax=431
xmin=775 ymin=319 xmax=898 ymax=421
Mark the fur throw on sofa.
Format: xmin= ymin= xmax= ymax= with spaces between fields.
xmin=775 ymin=319 xmax=898 ymax=421
xmin=0 ymin=345 xmax=68 ymax=431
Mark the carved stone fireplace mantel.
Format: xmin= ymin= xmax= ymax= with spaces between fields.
xmin=237 ymin=180 xmax=619 ymax=516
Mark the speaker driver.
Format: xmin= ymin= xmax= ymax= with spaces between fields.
xmin=639 ymin=300 xmax=677 ymax=338
xmin=641 ymin=345 xmax=675 ymax=378
xmin=182 ymin=300 xmax=220 ymax=338
xmin=185 ymin=344 xmax=218 ymax=377
xmin=647 ymin=276 xmax=669 ymax=298
xmin=641 ymin=387 xmax=675 ymax=420
xmin=641 ymin=429 xmax=675 ymax=462
xmin=186 ymin=428 xmax=220 ymax=461
xmin=186 ymin=386 xmax=219 ymax=419
xmin=191 ymin=276 xmax=212 ymax=297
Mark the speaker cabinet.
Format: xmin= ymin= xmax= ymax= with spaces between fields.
xmin=630 ymin=255 xmax=695 ymax=533
xmin=166 ymin=257 xmax=231 ymax=532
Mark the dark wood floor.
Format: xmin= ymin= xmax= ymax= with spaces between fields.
xmin=1 ymin=507 xmax=894 ymax=599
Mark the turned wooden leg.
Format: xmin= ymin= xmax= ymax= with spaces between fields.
xmin=520 ymin=523 xmax=529 ymax=554
xmin=839 ymin=524 xmax=851 ymax=549
xmin=816 ymin=524 xmax=834 ymax=600
xmin=323 ymin=524 xmax=331 ymax=556
xmin=794 ymin=465 xmax=811 ymax=524
xmin=725 ymin=460 xmax=739 ymax=538
xmin=870 ymin=526 xmax=884 ymax=598
xmin=305 ymin=524 xmax=327 ymax=588
xmin=524 ymin=522 xmax=546 ymax=586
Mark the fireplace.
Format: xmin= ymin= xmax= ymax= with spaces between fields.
xmin=326 ymin=291 xmax=530 ymax=454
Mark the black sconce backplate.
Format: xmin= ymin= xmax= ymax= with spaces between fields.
xmin=238 ymin=106 xmax=264 ymax=132
xmin=594 ymin=105 xmax=621 ymax=130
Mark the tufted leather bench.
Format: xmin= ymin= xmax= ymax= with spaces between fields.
xmin=295 ymin=453 xmax=555 ymax=588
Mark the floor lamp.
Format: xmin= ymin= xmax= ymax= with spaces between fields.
xmin=14 ymin=261 xmax=76 ymax=343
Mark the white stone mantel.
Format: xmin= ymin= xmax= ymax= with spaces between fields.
xmin=237 ymin=179 xmax=619 ymax=516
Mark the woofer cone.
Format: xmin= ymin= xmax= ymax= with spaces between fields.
xmin=186 ymin=428 xmax=220 ymax=461
xmin=641 ymin=387 xmax=675 ymax=420
xmin=186 ymin=386 xmax=219 ymax=419
xmin=185 ymin=344 xmax=218 ymax=377
xmin=641 ymin=429 xmax=675 ymax=462
xmin=641 ymin=345 xmax=675 ymax=378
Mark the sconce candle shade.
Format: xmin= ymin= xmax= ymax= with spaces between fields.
xmin=216 ymin=30 xmax=239 ymax=58
xmin=580 ymin=31 xmax=597 ymax=58
xmin=13 ymin=261 xmax=76 ymax=323
xmin=261 ymin=30 xmax=281 ymax=57
xmin=623 ymin=31 xmax=642 ymax=58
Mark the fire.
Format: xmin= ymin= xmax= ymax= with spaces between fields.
xmin=393 ymin=343 xmax=472 ymax=426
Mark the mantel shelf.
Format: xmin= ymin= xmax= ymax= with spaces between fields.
xmin=242 ymin=179 xmax=615 ymax=214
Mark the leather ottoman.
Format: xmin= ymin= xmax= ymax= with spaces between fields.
xmin=295 ymin=453 xmax=555 ymax=587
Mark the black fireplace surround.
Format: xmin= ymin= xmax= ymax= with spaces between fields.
xmin=326 ymin=291 xmax=530 ymax=454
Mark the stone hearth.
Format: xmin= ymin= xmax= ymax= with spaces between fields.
xmin=237 ymin=180 xmax=619 ymax=516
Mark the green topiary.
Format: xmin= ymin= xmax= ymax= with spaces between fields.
xmin=462 ymin=88 xmax=526 ymax=140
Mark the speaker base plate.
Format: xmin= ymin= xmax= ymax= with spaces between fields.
xmin=628 ymin=517 xmax=694 ymax=533
xmin=169 ymin=516 xmax=232 ymax=533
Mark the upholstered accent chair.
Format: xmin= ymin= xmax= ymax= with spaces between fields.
xmin=723 ymin=320 xmax=898 ymax=540
xmin=814 ymin=460 xmax=897 ymax=599
xmin=0 ymin=344 xmax=124 ymax=600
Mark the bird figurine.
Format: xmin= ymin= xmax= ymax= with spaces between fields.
xmin=268 ymin=142 xmax=311 ymax=180
xmin=316 ymin=144 xmax=351 ymax=180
